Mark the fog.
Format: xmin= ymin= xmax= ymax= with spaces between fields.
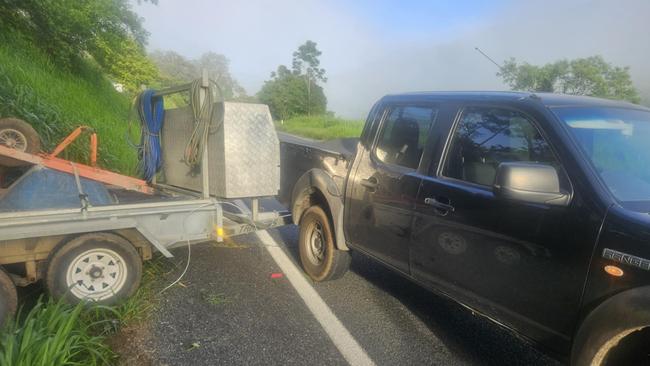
xmin=135 ymin=0 xmax=650 ymax=118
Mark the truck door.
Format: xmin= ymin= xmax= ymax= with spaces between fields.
xmin=345 ymin=103 xmax=439 ymax=273
xmin=411 ymin=105 xmax=602 ymax=343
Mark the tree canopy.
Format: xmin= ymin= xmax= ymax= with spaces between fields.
xmin=258 ymin=41 xmax=327 ymax=119
xmin=149 ymin=50 xmax=248 ymax=100
xmin=0 ymin=0 xmax=157 ymax=93
xmin=498 ymin=56 xmax=640 ymax=103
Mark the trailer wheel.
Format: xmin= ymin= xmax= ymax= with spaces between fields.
xmin=0 ymin=118 xmax=41 ymax=154
xmin=299 ymin=205 xmax=351 ymax=281
xmin=0 ymin=267 xmax=17 ymax=327
xmin=46 ymin=233 xmax=142 ymax=305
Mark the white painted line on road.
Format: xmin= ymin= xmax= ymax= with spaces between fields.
xmin=256 ymin=230 xmax=376 ymax=366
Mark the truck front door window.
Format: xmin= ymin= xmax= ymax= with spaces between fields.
xmin=443 ymin=107 xmax=557 ymax=186
xmin=375 ymin=106 xmax=437 ymax=169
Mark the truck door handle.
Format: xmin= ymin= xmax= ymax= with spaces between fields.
xmin=360 ymin=177 xmax=378 ymax=190
xmin=424 ymin=197 xmax=455 ymax=212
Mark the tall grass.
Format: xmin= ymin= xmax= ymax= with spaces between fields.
xmin=0 ymin=299 xmax=116 ymax=366
xmin=0 ymin=31 xmax=137 ymax=174
xmin=0 ymin=256 xmax=172 ymax=365
xmin=276 ymin=114 xmax=364 ymax=140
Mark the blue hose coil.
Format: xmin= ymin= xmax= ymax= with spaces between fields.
xmin=137 ymin=90 xmax=164 ymax=182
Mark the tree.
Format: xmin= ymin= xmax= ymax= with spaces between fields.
xmin=498 ymin=56 xmax=640 ymax=103
xmin=258 ymin=41 xmax=327 ymax=119
xmin=0 ymin=0 xmax=157 ymax=92
xmin=292 ymin=40 xmax=327 ymax=115
xmin=93 ymin=36 xmax=158 ymax=94
xmin=149 ymin=50 xmax=248 ymax=100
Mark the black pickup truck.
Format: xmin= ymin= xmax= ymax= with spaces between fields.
xmin=279 ymin=92 xmax=650 ymax=366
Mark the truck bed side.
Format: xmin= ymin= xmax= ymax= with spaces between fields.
xmin=278 ymin=132 xmax=355 ymax=207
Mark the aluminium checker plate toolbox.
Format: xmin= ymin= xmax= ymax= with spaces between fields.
xmin=161 ymin=102 xmax=280 ymax=199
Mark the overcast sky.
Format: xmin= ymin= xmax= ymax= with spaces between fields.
xmin=134 ymin=0 xmax=650 ymax=118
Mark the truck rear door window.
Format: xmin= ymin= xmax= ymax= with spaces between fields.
xmin=375 ymin=106 xmax=438 ymax=169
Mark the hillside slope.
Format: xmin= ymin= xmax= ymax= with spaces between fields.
xmin=0 ymin=32 xmax=137 ymax=174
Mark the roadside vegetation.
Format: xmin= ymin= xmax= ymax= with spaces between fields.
xmin=276 ymin=115 xmax=364 ymax=140
xmin=0 ymin=256 xmax=171 ymax=365
xmin=0 ymin=31 xmax=137 ymax=174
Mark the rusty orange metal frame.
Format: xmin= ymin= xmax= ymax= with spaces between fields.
xmin=0 ymin=127 xmax=153 ymax=195
xmin=48 ymin=126 xmax=98 ymax=167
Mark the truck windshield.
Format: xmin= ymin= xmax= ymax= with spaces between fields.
xmin=553 ymin=106 xmax=650 ymax=203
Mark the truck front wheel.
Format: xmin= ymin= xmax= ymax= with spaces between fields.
xmin=572 ymin=288 xmax=650 ymax=366
xmin=299 ymin=205 xmax=351 ymax=281
xmin=0 ymin=267 xmax=17 ymax=327
xmin=46 ymin=233 xmax=142 ymax=305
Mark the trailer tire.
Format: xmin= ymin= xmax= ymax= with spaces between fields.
xmin=0 ymin=267 xmax=17 ymax=327
xmin=0 ymin=117 xmax=41 ymax=154
xmin=299 ymin=205 xmax=351 ymax=281
xmin=46 ymin=233 xmax=142 ymax=305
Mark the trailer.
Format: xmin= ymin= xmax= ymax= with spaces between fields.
xmin=0 ymin=77 xmax=288 ymax=325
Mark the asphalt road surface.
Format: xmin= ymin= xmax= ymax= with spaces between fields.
xmin=134 ymin=214 xmax=563 ymax=365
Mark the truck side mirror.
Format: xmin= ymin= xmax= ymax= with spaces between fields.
xmin=493 ymin=162 xmax=570 ymax=207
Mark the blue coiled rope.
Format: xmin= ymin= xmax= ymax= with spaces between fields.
xmin=136 ymin=89 xmax=164 ymax=182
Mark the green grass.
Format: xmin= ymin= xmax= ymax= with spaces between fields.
xmin=0 ymin=31 xmax=137 ymax=174
xmin=275 ymin=114 xmax=364 ymax=140
xmin=201 ymin=291 xmax=229 ymax=306
xmin=0 ymin=299 xmax=116 ymax=366
xmin=0 ymin=256 xmax=172 ymax=365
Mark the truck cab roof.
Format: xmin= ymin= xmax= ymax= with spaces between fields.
xmin=381 ymin=91 xmax=649 ymax=110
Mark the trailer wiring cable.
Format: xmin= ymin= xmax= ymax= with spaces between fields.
xmin=158 ymin=202 xmax=215 ymax=295
xmin=157 ymin=200 xmax=285 ymax=293
xmin=158 ymin=200 xmax=290 ymax=293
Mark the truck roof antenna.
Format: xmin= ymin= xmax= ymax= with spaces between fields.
xmin=474 ymin=47 xmax=504 ymax=72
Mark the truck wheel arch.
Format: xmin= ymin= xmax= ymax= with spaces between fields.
xmin=572 ymin=286 xmax=650 ymax=366
xmin=291 ymin=169 xmax=349 ymax=251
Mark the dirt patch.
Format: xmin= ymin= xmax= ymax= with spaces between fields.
xmin=106 ymin=321 xmax=156 ymax=366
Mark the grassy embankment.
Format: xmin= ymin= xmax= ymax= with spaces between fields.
xmin=275 ymin=114 xmax=364 ymax=140
xmin=0 ymin=32 xmax=137 ymax=174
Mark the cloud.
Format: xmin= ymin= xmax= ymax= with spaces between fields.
xmin=135 ymin=0 xmax=650 ymax=118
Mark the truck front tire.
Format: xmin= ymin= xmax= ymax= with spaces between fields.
xmin=572 ymin=288 xmax=650 ymax=366
xmin=299 ymin=205 xmax=351 ymax=281
xmin=46 ymin=233 xmax=142 ymax=305
xmin=0 ymin=267 xmax=17 ymax=327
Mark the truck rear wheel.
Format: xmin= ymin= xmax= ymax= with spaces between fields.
xmin=299 ymin=205 xmax=351 ymax=281
xmin=46 ymin=233 xmax=142 ymax=305
xmin=0 ymin=267 xmax=17 ymax=327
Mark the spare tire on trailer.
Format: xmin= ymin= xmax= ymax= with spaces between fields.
xmin=46 ymin=233 xmax=143 ymax=305
xmin=0 ymin=267 xmax=18 ymax=327
xmin=0 ymin=118 xmax=41 ymax=168
xmin=0 ymin=118 xmax=41 ymax=154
